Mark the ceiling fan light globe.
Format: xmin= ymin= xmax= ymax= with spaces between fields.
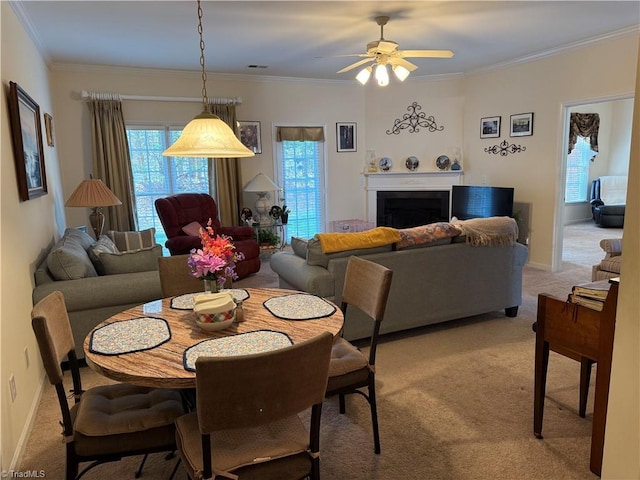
xmin=393 ymin=64 xmax=410 ymax=81
xmin=356 ymin=66 xmax=372 ymax=85
xmin=375 ymin=64 xmax=389 ymax=86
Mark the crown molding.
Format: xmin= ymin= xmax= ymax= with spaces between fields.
xmin=466 ymin=25 xmax=639 ymax=77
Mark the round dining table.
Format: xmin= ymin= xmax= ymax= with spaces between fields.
xmin=84 ymin=287 xmax=344 ymax=389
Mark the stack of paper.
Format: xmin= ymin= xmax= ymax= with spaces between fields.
xmin=569 ymin=280 xmax=612 ymax=311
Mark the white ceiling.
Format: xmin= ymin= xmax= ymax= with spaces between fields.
xmin=14 ymin=1 xmax=640 ymax=81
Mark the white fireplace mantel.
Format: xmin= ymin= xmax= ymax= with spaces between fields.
xmin=364 ymin=171 xmax=463 ymax=223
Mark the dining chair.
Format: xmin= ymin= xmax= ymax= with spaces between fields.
xmin=325 ymin=255 xmax=393 ymax=454
xmin=31 ymin=291 xmax=185 ymax=480
xmin=158 ymin=254 xmax=208 ymax=297
xmin=174 ymin=331 xmax=334 ymax=480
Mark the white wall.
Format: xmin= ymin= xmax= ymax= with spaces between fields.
xmin=601 ymin=39 xmax=640 ymax=480
xmin=1 ymin=3 xmax=65 ymax=469
xmin=463 ymin=34 xmax=637 ymax=268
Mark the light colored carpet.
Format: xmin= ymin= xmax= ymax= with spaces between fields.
xmin=19 ymin=252 xmax=602 ymax=479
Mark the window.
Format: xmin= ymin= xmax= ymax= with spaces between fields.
xmin=126 ymin=126 xmax=210 ymax=249
xmin=565 ymin=136 xmax=595 ymax=203
xmin=276 ymin=138 xmax=325 ymax=242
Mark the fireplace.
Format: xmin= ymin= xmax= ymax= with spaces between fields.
xmin=364 ymin=171 xmax=463 ymax=226
xmin=377 ymin=191 xmax=450 ymax=228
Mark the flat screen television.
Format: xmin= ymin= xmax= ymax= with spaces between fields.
xmin=451 ymin=185 xmax=514 ymax=220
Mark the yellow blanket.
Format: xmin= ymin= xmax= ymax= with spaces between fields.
xmin=317 ymin=227 xmax=401 ymax=254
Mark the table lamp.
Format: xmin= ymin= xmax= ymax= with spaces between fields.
xmin=65 ymin=176 xmax=122 ymax=238
xmin=244 ymin=173 xmax=279 ymax=224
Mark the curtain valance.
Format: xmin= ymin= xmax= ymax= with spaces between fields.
xmin=568 ymin=113 xmax=600 ymax=155
xmin=276 ymin=127 xmax=325 ymax=142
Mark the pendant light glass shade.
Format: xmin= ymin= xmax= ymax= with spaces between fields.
xmin=375 ymin=64 xmax=389 ymax=86
xmin=163 ymin=111 xmax=254 ymax=158
xmin=392 ymin=64 xmax=410 ymax=82
xmin=162 ymin=0 xmax=254 ymax=159
xmin=356 ymin=66 xmax=372 ymax=85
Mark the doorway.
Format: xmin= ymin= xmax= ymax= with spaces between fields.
xmin=555 ymin=95 xmax=633 ymax=272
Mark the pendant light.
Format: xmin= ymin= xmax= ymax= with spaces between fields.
xmin=163 ymin=0 xmax=254 ymax=158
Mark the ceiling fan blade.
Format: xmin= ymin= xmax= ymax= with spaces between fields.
xmin=400 ymin=49 xmax=454 ymax=58
xmin=389 ymin=57 xmax=418 ymax=72
xmin=337 ymin=57 xmax=374 ymax=74
xmin=377 ymin=40 xmax=399 ymax=54
xmin=316 ymin=53 xmax=370 ymax=59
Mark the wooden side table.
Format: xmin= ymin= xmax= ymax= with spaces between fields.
xmin=534 ymin=279 xmax=619 ymax=476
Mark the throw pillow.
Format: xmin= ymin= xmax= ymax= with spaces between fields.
xmin=396 ymin=222 xmax=463 ymax=250
xmin=306 ymin=236 xmax=393 ymax=268
xmin=88 ymin=235 xmax=120 ymax=275
xmin=107 ymin=228 xmax=156 ymax=252
xmin=99 ymin=245 xmax=163 ymax=275
xmin=291 ymin=237 xmax=309 ymax=259
xmin=182 ymin=221 xmax=203 ymax=237
xmin=47 ymin=232 xmax=98 ymax=280
xmin=63 ymin=227 xmax=95 ymax=250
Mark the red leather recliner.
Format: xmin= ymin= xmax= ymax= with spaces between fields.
xmin=155 ymin=193 xmax=260 ymax=279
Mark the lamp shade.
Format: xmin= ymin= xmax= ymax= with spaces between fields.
xmin=163 ymin=111 xmax=255 ymax=158
xmin=356 ymin=66 xmax=372 ymax=85
xmin=65 ymin=179 xmax=122 ymax=207
xmin=244 ymin=173 xmax=280 ymax=192
xmin=393 ymin=64 xmax=411 ymax=82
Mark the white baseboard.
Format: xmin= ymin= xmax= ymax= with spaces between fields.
xmin=9 ymin=373 xmax=46 ymax=472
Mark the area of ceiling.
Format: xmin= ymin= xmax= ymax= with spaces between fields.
xmin=14 ymin=1 xmax=640 ymax=81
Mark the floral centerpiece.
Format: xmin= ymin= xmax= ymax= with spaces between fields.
xmin=187 ymin=219 xmax=245 ymax=292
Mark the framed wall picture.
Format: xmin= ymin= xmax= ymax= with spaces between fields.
xmin=510 ymin=112 xmax=534 ymax=137
xmin=336 ymin=122 xmax=357 ymax=152
xmin=44 ymin=113 xmax=55 ymax=146
xmin=480 ymin=116 xmax=501 ymax=139
xmin=8 ymin=81 xmax=48 ymax=201
xmin=238 ymin=120 xmax=262 ymax=154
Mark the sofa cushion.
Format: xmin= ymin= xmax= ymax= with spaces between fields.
xmin=88 ymin=235 xmax=120 ymax=275
xmin=597 ymin=256 xmax=621 ymax=275
xmin=396 ymin=222 xmax=462 ymax=250
xmin=64 ymin=227 xmax=96 ymax=250
xmin=47 ymin=231 xmax=98 ymax=280
xmin=99 ymin=245 xmax=163 ymax=275
xmin=107 ymin=228 xmax=156 ymax=252
xmin=181 ymin=221 xmax=203 ymax=237
xmin=307 ymin=236 xmax=393 ymax=268
xmin=291 ymin=237 xmax=309 ymax=259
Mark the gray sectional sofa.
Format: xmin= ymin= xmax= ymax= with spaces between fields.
xmin=32 ymin=228 xmax=163 ymax=359
xmin=270 ymin=225 xmax=528 ymax=341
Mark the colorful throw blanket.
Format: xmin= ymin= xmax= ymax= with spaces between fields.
xmin=317 ymin=227 xmax=401 ymax=254
xmin=452 ymin=216 xmax=518 ymax=247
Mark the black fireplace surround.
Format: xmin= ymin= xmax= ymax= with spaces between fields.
xmin=377 ymin=190 xmax=450 ymax=229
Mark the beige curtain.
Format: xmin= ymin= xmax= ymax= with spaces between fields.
xmin=568 ymin=113 xmax=600 ymax=157
xmin=210 ymin=104 xmax=241 ymax=226
xmin=276 ymin=126 xmax=325 ymax=142
xmin=88 ymin=97 xmax=136 ymax=232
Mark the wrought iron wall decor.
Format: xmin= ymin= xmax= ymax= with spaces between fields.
xmin=484 ymin=140 xmax=526 ymax=156
xmin=386 ymin=101 xmax=444 ymax=135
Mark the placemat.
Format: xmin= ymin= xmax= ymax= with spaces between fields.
xmin=170 ymin=289 xmax=250 ymax=310
xmin=263 ymin=293 xmax=337 ymax=320
xmin=183 ymin=330 xmax=293 ymax=371
xmin=89 ymin=317 xmax=171 ymax=355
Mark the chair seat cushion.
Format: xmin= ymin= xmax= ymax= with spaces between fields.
xmin=328 ymin=338 xmax=369 ymax=377
xmin=175 ymin=412 xmax=310 ymax=477
xmin=74 ymin=383 xmax=184 ymax=436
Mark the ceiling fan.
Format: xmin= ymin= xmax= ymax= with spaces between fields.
xmin=337 ymin=16 xmax=454 ymax=85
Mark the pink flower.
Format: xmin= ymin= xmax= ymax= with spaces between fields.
xmin=187 ymin=218 xmax=242 ymax=288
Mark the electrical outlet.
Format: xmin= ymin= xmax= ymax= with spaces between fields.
xmin=24 ymin=346 xmax=30 ymax=369
xmin=9 ymin=375 xmax=17 ymax=402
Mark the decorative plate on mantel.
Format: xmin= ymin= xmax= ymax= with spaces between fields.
xmin=379 ymin=157 xmax=392 ymax=171
xmin=436 ymin=155 xmax=451 ymax=170
xmin=405 ymin=156 xmax=419 ymax=171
